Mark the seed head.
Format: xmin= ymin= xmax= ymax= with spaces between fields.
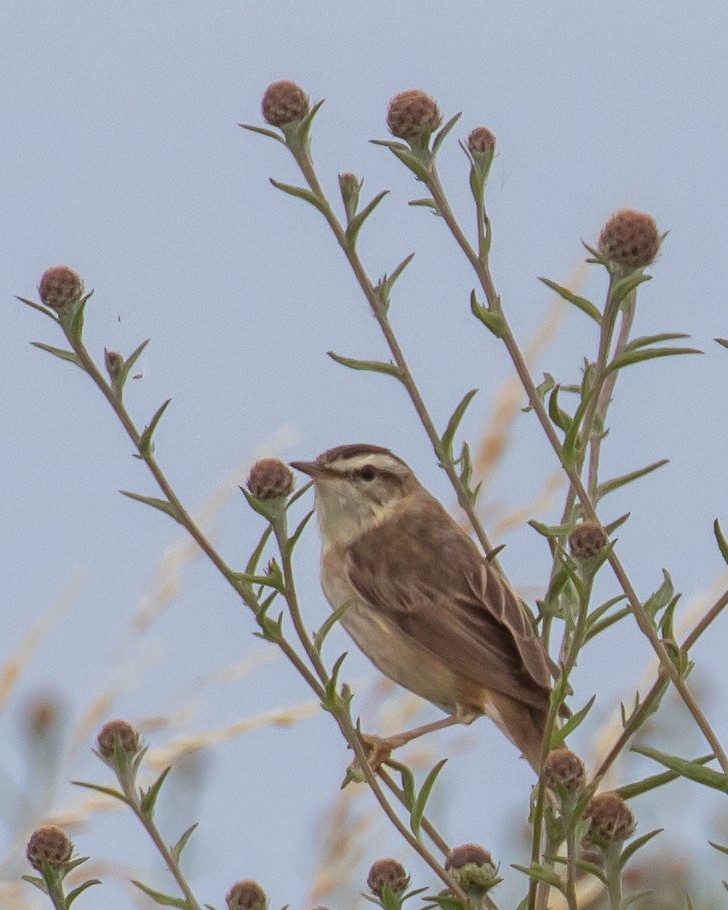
xmin=445 ymin=844 xmax=499 ymax=891
xmin=585 ymin=792 xmax=636 ymax=846
xmin=97 ymin=719 xmax=141 ymax=758
xmin=598 ymin=209 xmax=661 ymax=269
xmin=27 ymin=825 xmax=73 ymax=871
xmin=543 ymin=748 xmax=586 ymax=797
xmin=38 ymin=266 xmax=84 ymax=312
xmin=387 ymin=90 xmax=442 ymax=140
xmin=366 ymin=858 xmax=410 ymax=897
xmin=262 ymin=81 xmax=309 ymax=127
xmin=569 ymin=521 xmax=608 ymax=560
xmin=248 ymin=458 xmax=295 ymax=499
xmin=467 ymin=127 xmax=496 ymax=156
xmin=226 ymin=880 xmax=268 ymax=910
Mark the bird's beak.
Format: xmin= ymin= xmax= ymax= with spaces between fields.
xmin=289 ymin=460 xmax=327 ymax=479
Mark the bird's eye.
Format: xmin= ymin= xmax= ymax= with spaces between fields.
xmin=359 ymin=466 xmax=376 ymax=481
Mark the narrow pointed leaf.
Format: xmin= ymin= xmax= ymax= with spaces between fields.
xmin=383 ymin=252 xmax=415 ymax=292
xmin=709 ymin=840 xmax=728 ymax=856
xmin=470 ymin=291 xmax=507 ymax=337
xmin=139 ymin=398 xmax=172 ymax=457
xmin=30 ymin=341 xmax=82 ymax=367
xmin=597 ymin=459 xmax=669 ymax=499
xmin=68 ymin=295 xmax=89 ymax=340
xmin=314 ymin=601 xmax=351 ymax=653
xmin=440 ymin=389 xmax=478 ymax=457
xmin=171 ymin=823 xmax=198 ymax=863
xmin=141 ymin=765 xmax=172 ymax=815
xmin=121 ymin=490 xmax=178 ymax=521
xmin=617 ymin=755 xmax=714 ymax=800
xmin=632 ymin=745 xmax=728 ymax=792
xmin=131 ymin=880 xmax=189 ymax=908
xmin=511 ymin=864 xmax=565 ymax=890
xmin=21 ymin=875 xmax=48 ymax=894
xmin=327 ymin=351 xmax=403 ymax=379
xmin=238 ymin=122 xmax=286 ymax=143
xmin=622 ymin=332 xmax=690 ymax=353
xmin=585 ymin=606 xmax=632 ymax=641
xmin=72 ymin=779 xmax=131 ymax=804
xmin=606 ymin=345 xmax=702 ymax=375
xmin=618 ymin=828 xmax=663 ymax=869
xmin=17 ymin=295 xmax=59 ymax=320
xmin=123 ymin=338 xmax=150 ymax=379
xmin=432 ymin=112 xmax=461 ymax=155
xmin=714 ymin=519 xmax=728 ymax=566
xmin=285 ymin=509 xmax=314 ymax=556
xmin=411 ymin=759 xmax=447 ymax=837
xmin=269 ymin=179 xmax=328 ymax=215
xmin=548 ymin=385 xmax=572 ymax=432
xmin=715 ymin=338 xmax=728 ymax=349
xmin=605 ymin=512 xmax=631 ymax=535
xmin=551 ymin=695 xmax=595 ymax=747
xmin=345 ymin=190 xmax=389 ymax=247
xmin=408 ymin=198 xmax=438 ymax=210
xmin=610 ymin=271 xmax=652 ymax=304
xmin=538 ymin=278 xmax=602 ymax=324
xmin=66 ymin=880 xmax=102 ymax=905
xmin=385 ymin=146 xmax=430 ymax=182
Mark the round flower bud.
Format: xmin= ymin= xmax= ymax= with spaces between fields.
xmin=247 ymin=458 xmax=295 ymax=500
xmin=226 ymin=880 xmax=268 ymax=910
xmin=467 ymin=127 xmax=496 ymax=156
xmin=445 ymin=844 xmax=498 ymax=891
xmin=569 ymin=521 xmax=608 ymax=560
xmin=585 ymin=792 xmax=636 ymax=846
xmin=367 ymin=858 xmax=410 ymax=897
xmin=262 ymin=81 xmax=309 ymax=127
xmin=27 ymin=825 xmax=73 ymax=871
xmin=598 ymin=209 xmax=661 ymax=269
xmin=543 ymin=748 xmax=586 ymax=797
xmin=97 ymin=719 xmax=141 ymax=758
xmin=38 ymin=266 xmax=84 ymax=312
xmin=387 ymin=90 xmax=442 ymax=140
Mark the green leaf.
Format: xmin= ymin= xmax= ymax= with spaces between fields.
xmin=121 ymin=337 xmax=150 ymax=385
xmin=714 ymin=519 xmax=728 ymax=565
xmin=408 ymin=198 xmax=438 ymax=210
xmin=709 ymin=840 xmax=728 ymax=856
xmin=285 ymin=509 xmax=314 ymax=556
xmin=715 ymin=338 xmax=728 ymax=349
xmin=622 ymin=332 xmax=690 ymax=353
xmin=470 ymin=291 xmax=507 ymax=337
xmin=323 ymin=651 xmax=349 ymax=710
xmin=313 ymin=601 xmax=351 ymax=653
xmin=120 ymin=490 xmax=179 ymax=521
xmin=327 ymin=351 xmax=403 ymax=379
xmin=20 ymin=874 xmax=49 ymax=895
xmin=233 ymin=569 xmax=285 ymax=592
xmin=597 ymin=459 xmax=669 ymax=499
xmin=370 ymin=140 xmax=431 ymax=181
xmin=605 ymin=345 xmax=702 ymax=375
xmin=171 ymin=823 xmax=198 ymax=863
xmin=238 ymin=122 xmax=286 ymax=143
xmin=410 ymin=759 xmax=447 ymax=838
xmin=432 ymin=111 xmax=461 ymax=155
xmin=345 ymin=190 xmax=389 ymax=248
xmin=561 ymin=387 xmax=595 ymax=465
xmin=575 ymin=860 xmax=607 ymax=884
xmin=632 ymin=745 xmax=728 ymax=793
xmin=548 ymin=385 xmax=572 ymax=432
xmin=30 ymin=341 xmax=83 ymax=368
xmin=617 ymin=755 xmax=714 ymax=800
xmin=72 ymin=779 xmax=131 ymax=804
xmin=538 ymin=278 xmax=602 ymax=324
xmin=551 ymin=695 xmax=595 ymax=747
xmin=66 ymin=879 xmax=102 ymax=906
xmin=67 ymin=294 xmax=90 ymax=341
xmin=440 ymin=389 xmax=478 ymax=458
xmin=605 ymin=512 xmax=631 ymax=535
xmin=269 ymin=178 xmax=328 ymax=215
xmin=610 ymin=271 xmax=652 ymax=304
xmin=140 ymin=766 xmax=172 ymax=815
xmin=131 ymin=880 xmax=189 ymax=908
xmin=139 ymin=398 xmax=172 ymax=458
xmin=376 ymin=252 xmax=416 ymax=311
xmin=511 ymin=863 xmax=565 ymax=891
xmin=618 ymin=828 xmax=663 ymax=869
xmin=643 ymin=569 xmax=674 ymax=620
xmin=397 ymin=763 xmax=417 ymax=809
xmin=528 ymin=520 xmax=574 ymax=539
xmin=16 ymin=295 xmax=60 ymax=321
xmin=585 ymin=605 xmax=631 ymax=641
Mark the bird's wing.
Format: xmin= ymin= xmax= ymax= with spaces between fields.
xmin=344 ymin=495 xmax=551 ymax=711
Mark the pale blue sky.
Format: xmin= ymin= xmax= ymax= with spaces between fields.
xmin=4 ymin=3 xmax=728 ymax=907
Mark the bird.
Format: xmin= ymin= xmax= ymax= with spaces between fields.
xmin=290 ymin=443 xmax=556 ymax=771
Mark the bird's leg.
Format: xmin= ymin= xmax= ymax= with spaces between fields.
xmin=359 ymin=715 xmax=462 ymax=769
